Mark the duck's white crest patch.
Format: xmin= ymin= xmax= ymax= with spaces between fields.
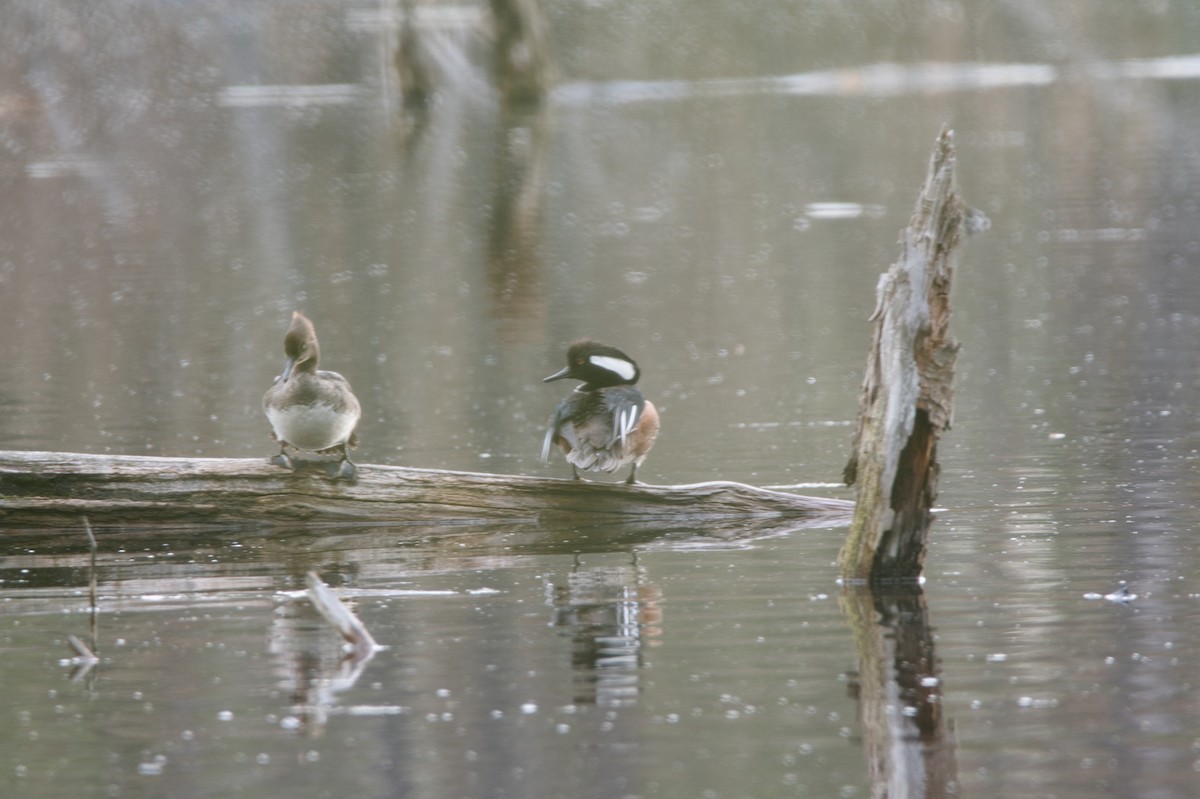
xmin=589 ymin=354 xmax=635 ymax=381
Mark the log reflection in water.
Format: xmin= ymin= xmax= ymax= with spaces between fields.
xmin=841 ymin=584 xmax=959 ymax=799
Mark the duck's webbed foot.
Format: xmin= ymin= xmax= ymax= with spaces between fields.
xmin=326 ymin=459 xmax=357 ymax=481
xmin=270 ymin=444 xmax=296 ymax=471
xmin=325 ymin=442 xmax=358 ymax=481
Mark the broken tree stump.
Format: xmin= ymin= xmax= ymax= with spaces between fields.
xmin=0 ymin=449 xmax=853 ymax=530
xmin=840 ymin=127 xmax=984 ymax=583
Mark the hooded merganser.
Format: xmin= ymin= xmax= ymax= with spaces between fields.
xmin=262 ymin=311 xmax=362 ymax=480
xmin=541 ymin=340 xmax=660 ymax=485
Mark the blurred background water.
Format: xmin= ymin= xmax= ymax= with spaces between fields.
xmin=3 ymin=1 xmax=1200 ymax=797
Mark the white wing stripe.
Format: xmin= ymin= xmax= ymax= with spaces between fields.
xmin=614 ymin=405 xmax=639 ymax=447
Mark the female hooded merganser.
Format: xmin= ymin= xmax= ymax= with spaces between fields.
xmin=262 ymin=311 xmax=362 ymax=480
xmin=541 ymin=340 xmax=660 ymax=485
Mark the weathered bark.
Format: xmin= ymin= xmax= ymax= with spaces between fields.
xmin=840 ymin=127 xmax=980 ymax=582
xmin=0 ymin=450 xmax=853 ymax=530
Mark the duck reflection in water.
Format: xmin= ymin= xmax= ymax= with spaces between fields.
xmin=547 ymin=555 xmax=662 ymax=706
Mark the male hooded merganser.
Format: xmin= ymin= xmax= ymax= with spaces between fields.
xmin=262 ymin=311 xmax=362 ymax=480
xmin=541 ymin=340 xmax=660 ymax=485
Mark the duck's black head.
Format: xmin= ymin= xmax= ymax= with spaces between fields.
xmin=543 ymin=339 xmax=641 ymax=389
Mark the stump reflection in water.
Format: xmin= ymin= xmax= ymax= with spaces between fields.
xmin=841 ymin=584 xmax=959 ymax=798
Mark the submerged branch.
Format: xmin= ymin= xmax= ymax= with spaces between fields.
xmin=65 ymin=634 xmax=99 ymax=664
xmin=305 ymin=571 xmax=381 ymax=657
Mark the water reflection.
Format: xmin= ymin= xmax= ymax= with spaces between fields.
xmin=551 ymin=61 xmax=1061 ymax=106
xmin=6 ymin=1 xmax=1200 ymax=796
xmin=2 ymin=519 xmax=860 ymax=797
xmin=485 ymin=106 xmax=549 ymax=342
xmin=551 ymin=51 xmax=1200 ymax=109
xmin=269 ymin=589 xmax=383 ymax=736
xmin=842 ymin=584 xmax=959 ymax=799
xmin=546 ymin=554 xmax=662 ymax=706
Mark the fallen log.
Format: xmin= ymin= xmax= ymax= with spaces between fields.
xmin=0 ymin=449 xmax=853 ymax=529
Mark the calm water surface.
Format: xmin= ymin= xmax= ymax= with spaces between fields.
xmin=4 ymin=1 xmax=1200 ymax=797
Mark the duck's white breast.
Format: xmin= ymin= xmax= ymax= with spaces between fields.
xmin=266 ymin=403 xmax=358 ymax=451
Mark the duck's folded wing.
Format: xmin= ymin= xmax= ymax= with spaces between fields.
xmin=541 ymin=401 xmax=578 ymax=462
xmin=603 ymin=388 xmax=646 ymax=449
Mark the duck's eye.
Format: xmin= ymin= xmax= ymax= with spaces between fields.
xmin=575 ymin=357 xmax=586 ymax=366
